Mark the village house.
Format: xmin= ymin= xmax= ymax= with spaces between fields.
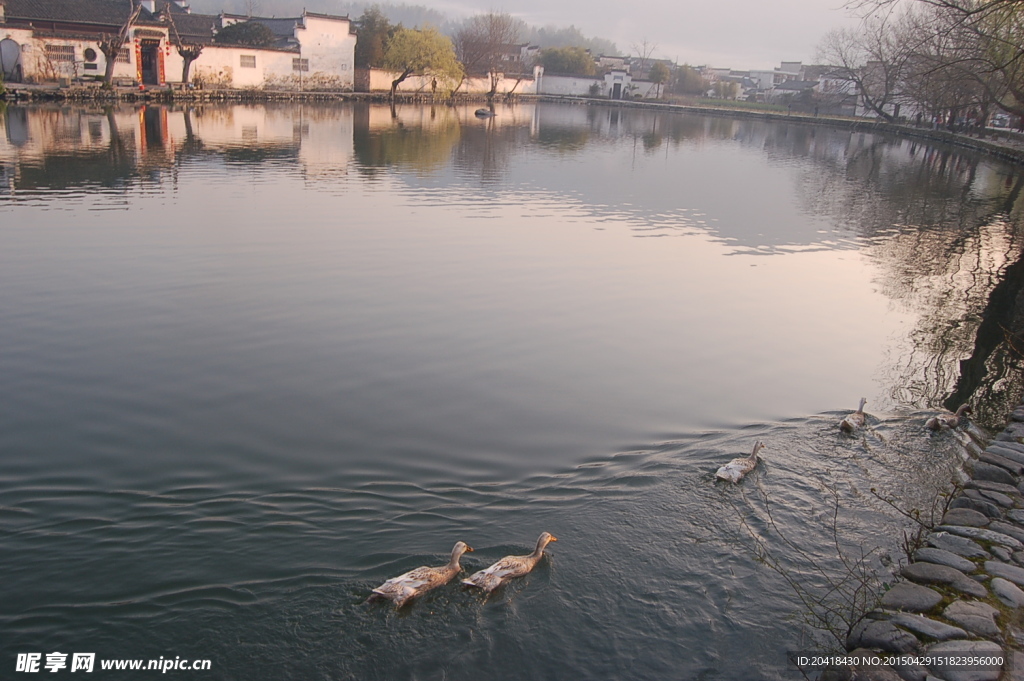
xmin=0 ymin=0 xmax=355 ymax=90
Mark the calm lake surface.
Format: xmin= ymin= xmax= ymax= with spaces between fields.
xmin=2 ymin=101 xmax=1024 ymax=679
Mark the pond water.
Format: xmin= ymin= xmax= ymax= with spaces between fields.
xmin=2 ymin=101 xmax=1024 ymax=679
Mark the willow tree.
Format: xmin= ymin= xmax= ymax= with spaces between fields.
xmin=648 ymin=62 xmax=670 ymax=98
xmin=382 ymin=27 xmax=463 ymax=100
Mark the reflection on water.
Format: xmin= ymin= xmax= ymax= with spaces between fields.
xmin=2 ymin=101 xmax=1024 ymax=679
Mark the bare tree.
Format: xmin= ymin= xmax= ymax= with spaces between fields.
xmin=817 ymin=13 xmax=917 ymax=121
xmin=454 ymin=12 xmax=523 ymax=98
xmin=847 ymin=0 xmax=1024 ymax=119
xmin=99 ymin=0 xmax=143 ymax=88
xmin=164 ymin=9 xmax=204 ymax=86
xmin=630 ymin=37 xmax=657 ymax=79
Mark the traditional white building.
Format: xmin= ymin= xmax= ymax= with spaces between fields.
xmin=0 ymin=0 xmax=355 ymax=90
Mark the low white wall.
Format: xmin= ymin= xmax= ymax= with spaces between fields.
xmin=539 ymin=73 xmax=601 ymax=96
xmin=362 ymin=68 xmax=535 ymax=95
xmin=186 ymin=46 xmax=291 ymax=89
xmin=538 ymin=73 xmax=659 ymax=99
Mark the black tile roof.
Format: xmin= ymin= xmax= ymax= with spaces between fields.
xmin=3 ymin=0 xmax=142 ymax=27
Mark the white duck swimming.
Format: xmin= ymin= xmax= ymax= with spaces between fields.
xmin=369 ymin=541 xmax=473 ymax=607
xmin=839 ymin=398 xmax=868 ymax=433
xmin=715 ymin=442 xmax=765 ymax=484
xmin=926 ymin=404 xmax=972 ymax=431
xmin=462 ymin=532 xmax=557 ymax=593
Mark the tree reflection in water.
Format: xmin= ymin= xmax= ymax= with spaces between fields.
xmin=2 ymin=101 xmax=1023 ymax=423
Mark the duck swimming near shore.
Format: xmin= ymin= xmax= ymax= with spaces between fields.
xmin=926 ymin=404 xmax=973 ymax=431
xmin=715 ymin=442 xmax=765 ymax=484
xmin=368 ymin=541 xmax=473 ymax=607
xmin=840 ymin=398 xmax=868 ymax=433
xmin=462 ymin=532 xmax=557 ymax=593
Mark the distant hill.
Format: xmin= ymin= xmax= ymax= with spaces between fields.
xmin=185 ymin=0 xmax=618 ymax=55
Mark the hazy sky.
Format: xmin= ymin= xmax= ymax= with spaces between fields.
xmin=444 ymin=0 xmax=867 ymax=70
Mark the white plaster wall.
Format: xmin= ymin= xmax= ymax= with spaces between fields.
xmin=283 ymin=15 xmax=355 ymax=90
xmin=187 ymin=46 xmax=291 ymax=88
xmin=537 ymin=74 xmax=602 ymax=96
xmin=15 ymin=34 xmax=138 ymax=83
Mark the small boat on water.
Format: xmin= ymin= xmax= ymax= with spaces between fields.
xmin=475 ymin=108 xmax=495 ymax=117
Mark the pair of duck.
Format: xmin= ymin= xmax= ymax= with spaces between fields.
xmin=714 ymin=400 xmax=974 ymax=485
xmin=838 ymin=398 xmax=972 ymax=433
xmin=368 ymin=532 xmax=557 ymax=607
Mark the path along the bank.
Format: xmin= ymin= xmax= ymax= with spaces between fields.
xmin=821 ymin=406 xmax=1024 ymax=681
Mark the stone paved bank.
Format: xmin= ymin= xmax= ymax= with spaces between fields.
xmin=821 ymin=406 xmax=1024 ymax=681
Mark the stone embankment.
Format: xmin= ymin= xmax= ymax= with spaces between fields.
xmin=822 ymin=407 xmax=1024 ymax=681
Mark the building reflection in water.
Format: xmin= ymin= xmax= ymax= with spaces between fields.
xmin=1 ymin=101 xmax=1022 ymax=422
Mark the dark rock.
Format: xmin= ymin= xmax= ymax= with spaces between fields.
xmin=847 ymin=619 xmax=921 ymax=654
xmin=985 ymin=559 xmax=1024 ymax=587
xmin=1008 ymin=509 xmax=1024 ymax=525
xmin=880 ymin=582 xmax=943 ymax=613
xmin=991 ymin=577 xmax=1024 ymax=608
xmin=901 ymin=562 xmax=987 ymax=598
xmin=926 ymin=531 xmax=991 ymax=559
xmin=852 ymin=667 xmax=905 ymax=681
xmin=1014 ymin=551 xmax=1024 ymax=567
xmin=979 ymin=489 xmax=1014 ymax=507
xmin=889 ymin=662 xmax=927 ymax=681
xmin=971 ymin=461 xmax=1019 ymax=485
xmin=925 ymin=640 xmax=1003 ymax=681
xmin=980 ymin=451 xmax=1024 ymax=475
xmin=990 ymin=520 xmax=1024 ymax=544
xmin=912 ymin=547 xmax=976 ymax=572
xmin=992 ymin=545 xmax=1013 ymax=562
xmin=992 ymin=440 xmax=1024 ymax=456
xmin=942 ymin=600 xmax=1000 ymax=638
xmin=966 ymin=479 xmax=1021 ymax=496
xmin=888 ymin=612 xmax=967 ymax=641
xmin=936 ymin=524 xmax=1024 ymax=549
xmin=949 ymin=495 xmax=1002 ymax=518
xmin=941 ymin=508 xmax=989 ymax=527
xmin=1012 ymin=408 xmax=1024 ymax=422
xmin=1011 ymin=651 xmax=1024 ymax=681
xmin=996 ymin=431 xmax=1019 ymax=443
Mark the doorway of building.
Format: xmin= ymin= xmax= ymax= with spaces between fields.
xmin=139 ymin=40 xmax=162 ymax=85
xmin=612 ymin=83 xmax=621 ymax=99
xmin=0 ymin=38 xmax=23 ymax=82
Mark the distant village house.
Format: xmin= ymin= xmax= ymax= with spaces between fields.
xmin=0 ymin=0 xmax=355 ymax=90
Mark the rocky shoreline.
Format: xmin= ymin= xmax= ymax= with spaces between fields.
xmin=820 ymin=407 xmax=1024 ymax=681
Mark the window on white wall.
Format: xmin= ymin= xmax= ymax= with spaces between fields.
xmin=292 ymin=58 xmax=309 ymax=72
xmin=240 ymin=55 xmax=256 ymax=68
xmin=44 ymin=44 xmax=75 ymax=62
xmin=116 ymin=49 xmax=131 ymax=63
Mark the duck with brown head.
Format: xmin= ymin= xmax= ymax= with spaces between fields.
xmin=368 ymin=541 xmax=473 ymax=607
xmin=925 ymin=404 xmax=972 ymax=431
xmin=462 ymin=532 xmax=557 ymax=593
xmin=840 ymin=398 xmax=868 ymax=433
xmin=715 ymin=442 xmax=764 ymax=484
